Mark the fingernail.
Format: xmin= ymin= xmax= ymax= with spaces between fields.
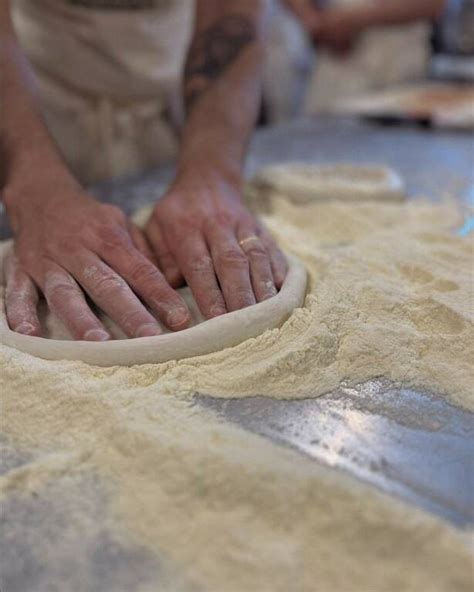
xmin=167 ymin=308 xmax=190 ymax=329
xmin=15 ymin=322 xmax=36 ymax=335
xmin=135 ymin=323 xmax=162 ymax=338
xmin=84 ymin=329 xmax=110 ymax=342
xmin=209 ymin=304 xmax=227 ymax=318
xmin=265 ymin=281 xmax=278 ymax=297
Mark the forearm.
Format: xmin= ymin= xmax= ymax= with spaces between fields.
xmin=176 ymin=0 xmax=265 ymax=188
xmin=0 ymin=4 xmax=72 ymax=209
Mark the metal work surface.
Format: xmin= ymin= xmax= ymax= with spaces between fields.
xmin=90 ymin=116 xmax=474 ymax=209
xmin=198 ymin=380 xmax=474 ymax=527
xmin=0 ymin=441 xmax=162 ymax=592
xmin=1 ymin=117 xmax=473 ymax=591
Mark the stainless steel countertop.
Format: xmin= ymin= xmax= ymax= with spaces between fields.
xmin=1 ymin=116 xmax=473 ymax=592
xmin=91 ymin=115 xmax=474 ymax=209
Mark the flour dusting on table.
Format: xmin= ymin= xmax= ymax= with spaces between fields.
xmin=1 ymin=177 xmax=473 ymax=591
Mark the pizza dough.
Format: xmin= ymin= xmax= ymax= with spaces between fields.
xmin=247 ymin=163 xmax=405 ymax=213
xmin=0 ymin=242 xmax=307 ymax=366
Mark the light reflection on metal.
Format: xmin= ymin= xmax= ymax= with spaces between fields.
xmin=197 ymin=379 xmax=474 ymax=527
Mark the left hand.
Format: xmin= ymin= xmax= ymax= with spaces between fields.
xmin=145 ymin=174 xmax=288 ymax=319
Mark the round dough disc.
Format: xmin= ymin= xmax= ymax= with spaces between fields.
xmin=0 ymin=242 xmax=307 ymax=367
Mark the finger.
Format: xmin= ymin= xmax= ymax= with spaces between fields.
xmin=128 ymin=222 xmax=158 ymax=266
xmin=237 ymin=227 xmax=277 ymax=302
xmin=206 ymin=225 xmax=256 ymax=312
xmin=67 ymin=254 xmax=163 ymax=338
xmin=98 ymin=236 xmax=191 ymax=332
xmin=259 ymin=229 xmax=288 ymax=289
xmin=41 ymin=261 xmax=111 ymax=341
xmin=4 ymin=253 xmax=41 ymax=336
xmin=172 ymin=232 xmax=227 ymax=319
xmin=146 ymin=216 xmax=184 ymax=288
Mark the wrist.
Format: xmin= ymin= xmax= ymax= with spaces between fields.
xmin=174 ymin=162 xmax=243 ymax=197
xmin=3 ymin=159 xmax=80 ymax=230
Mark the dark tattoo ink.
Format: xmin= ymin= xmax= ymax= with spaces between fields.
xmin=184 ymin=14 xmax=256 ymax=112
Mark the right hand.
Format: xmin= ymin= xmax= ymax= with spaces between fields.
xmin=3 ymin=176 xmax=192 ymax=341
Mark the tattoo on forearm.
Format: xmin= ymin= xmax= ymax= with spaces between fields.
xmin=184 ymin=14 xmax=256 ymax=113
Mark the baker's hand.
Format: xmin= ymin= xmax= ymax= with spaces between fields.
xmin=3 ymin=177 xmax=191 ymax=340
xmin=145 ymin=174 xmax=288 ymax=319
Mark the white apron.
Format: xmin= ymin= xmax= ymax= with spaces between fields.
xmin=304 ymin=0 xmax=431 ymax=114
xmin=12 ymin=0 xmax=193 ymax=183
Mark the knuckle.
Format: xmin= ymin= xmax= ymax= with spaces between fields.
xmin=119 ymin=309 xmax=148 ymax=331
xmin=128 ymin=261 xmax=161 ymax=285
xmin=97 ymin=224 xmax=128 ymax=249
xmin=5 ymin=279 xmax=36 ymax=305
xmin=203 ymin=213 xmax=233 ymax=233
xmin=45 ymin=277 xmax=79 ymax=309
xmin=53 ymin=238 xmax=83 ymax=258
xmin=188 ymin=255 xmax=214 ymax=275
xmin=89 ymin=273 xmax=126 ymax=299
xmin=49 ymin=284 xmax=78 ymax=304
xmin=233 ymin=286 xmax=254 ymax=300
xmin=216 ymin=248 xmax=248 ymax=268
xmin=207 ymin=293 xmax=227 ymax=315
xmin=245 ymin=243 xmax=267 ymax=259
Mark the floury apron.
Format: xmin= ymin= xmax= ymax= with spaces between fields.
xmin=12 ymin=0 xmax=193 ymax=182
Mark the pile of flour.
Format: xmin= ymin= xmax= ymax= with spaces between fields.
xmin=145 ymin=191 xmax=472 ymax=410
xmin=1 ymin=179 xmax=473 ymax=591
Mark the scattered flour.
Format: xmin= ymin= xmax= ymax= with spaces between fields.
xmin=1 ymin=181 xmax=473 ymax=591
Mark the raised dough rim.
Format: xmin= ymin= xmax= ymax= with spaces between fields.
xmin=0 ymin=246 xmax=307 ymax=367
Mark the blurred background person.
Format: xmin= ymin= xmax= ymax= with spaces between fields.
xmin=261 ymin=0 xmax=313 ymax=122
xmin=263 ymin=0 xmax=448 ymax=118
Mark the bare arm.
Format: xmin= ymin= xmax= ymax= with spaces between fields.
xmin=0 ymin=1 xmax=70 ymax=205
xmin=145 ymin=0 xmax=287 ymax=318
xmin=179 ymin=1 xmax=264 ymax=186
xmin=0 ymin=0 xmax=191 ymax=340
